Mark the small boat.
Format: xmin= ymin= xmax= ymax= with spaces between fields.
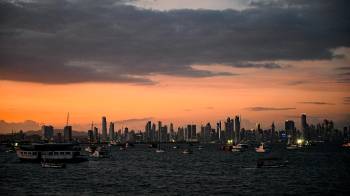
xmin=256 ymin=157 xmax=287 ymax=168
xmin=342 ymin=142 xmax=350 ymax=148
xmin=156 ymin=149 xmax=165 ymax=153
xmin=198 ymin=146 xmax=204 ymax=150
xmin=182 ymin=149 xmax=193 ymax=154
xmin=286 ymin=144 xmax=298 ymax=150
xmin=173 ymin=145 xmax=180 ymax=149
xmin=41 ymin=161 xmax=66 ymax=168
xmin=90 ymin=146 xmax=110 ymax=158
xmin=255 ymin=143 xmax=266 ymax=153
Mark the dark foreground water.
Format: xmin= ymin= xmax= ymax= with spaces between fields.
xmin=1 ymin=144 xmax=350 ymax=196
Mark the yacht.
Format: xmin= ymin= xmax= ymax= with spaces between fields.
xmin=255 ymin=143 xmax=266 ymax=153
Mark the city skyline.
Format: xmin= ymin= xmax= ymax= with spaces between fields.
xmin=1 ymin=0 xmax=349 ymax=132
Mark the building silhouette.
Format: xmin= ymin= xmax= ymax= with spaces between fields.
xmin=102 ymin=116 xmax=107 ymax=141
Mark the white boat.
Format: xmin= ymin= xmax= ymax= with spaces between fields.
xmin=342 ymin=142 xmax=350 ymax=148
xmin=286 ymin=144 xmax=298 ymax=150
xmin=182 ymin=149 xmax=193 ymax=154
xmin=156 ymin=149 xmax=165 ymax=153
xmin=90 ymin=146 xmax=110 ymax=158
xmin=255 ymin=143 xmax=266 ymax=153
xmin=41 ymin=161 xmax=66 ymax=168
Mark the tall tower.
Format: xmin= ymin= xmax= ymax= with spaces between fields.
xmin=63 ymin=125 xmax=72 ymax=142
xmin=102 ymin=116 xmax=107 ymax=141
xmin=234 ymin=116 xmax=240 ymax=145
xmin=109 ymin=122 xmax=115 ymax=141
xmin=301 ymin=113 xmax=308 ymax=138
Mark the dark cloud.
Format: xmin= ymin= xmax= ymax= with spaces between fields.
xmin=247 ymin=107 xmax=296 ymax=111
xmin=286 ymin=80 xmax=308 ymax=86
xmin=335 ymin=66 xmax=350 ymax=70
xmin=298 ymin=101 xmax=335 ymax=105
xmin=344 ymin=97 xmax=350 ymax=105
xmin=0 ymin=0 xmax=349 ymax=84
xmin=0 ymin=120 xmax=40 ymax=133
xmin=114 ymin=117 xmax=153 ymax=124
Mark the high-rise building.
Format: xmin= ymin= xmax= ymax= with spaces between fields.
xmin=124 ymin=127 xmax=129 ymax=142
xmin=225 ymin=117 xmax=234 ymax=142
xmin=161 ymin=125 xmax=168 ymax=143
xmin=191 ymin=124 xmax=196 ymax=140
xmin=41 ymin=125 xmax=54 ymax=140
xmin=102 ymin=116 xmax=107 ymax=141
xmin=145 ymin=121 xmax=152 ymax=142
xmin=217 ymin=121 xmax=222 ymax=142
xmin=178 ymin=127 xmax=184 ymax=141
xmin=234 ymin=116 xmax=240 ymax=144
xmin=109 ymin=122 xmax=115 ymax=141
xmin=94 ymin=127 xmax=99 ymax=143
xmin=301 ymin=113 xmax=308 ymax=138
xmin=158 ymin=121 xmax=162 ymax=142
xmin=63 ymin=125 xmax=72 ymax=142
xmin=271 ymin=122 xmax=276 ymax=143
xmin=285 ymin=120 xmax=295 ymax=132
xmin=88 ymin=130 xmax=94 ymax=143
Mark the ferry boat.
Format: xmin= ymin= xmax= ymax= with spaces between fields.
xmin=16 ymin=143 xmax=87 ymax=163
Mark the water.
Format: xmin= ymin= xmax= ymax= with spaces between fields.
xmin=1 ymin=144 xmax=350 ymax=195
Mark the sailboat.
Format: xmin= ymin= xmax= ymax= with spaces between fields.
xmin=156 ymin=126 xmax=165 ymax=153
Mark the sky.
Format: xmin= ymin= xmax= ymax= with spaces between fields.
xmin=0 ymin=0 xmax=349 ymax=132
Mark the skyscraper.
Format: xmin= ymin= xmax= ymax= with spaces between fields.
xmin=301 ymin=113 xmax=308 ymax=138
xmin=285 ymin=120 xmax=295 ymax=132
xmin=41 ymin=125 xmax=54 ymax=140
xmin=88 ymin=130 xmax=93 ymax=143
xmin=63 ymin=125 xmax=72 ymax=142
xmin=234 ymin=116 xmax=240 ymax=144
xmin=102 ymin=116 xmax=107 ymax=141
xmin=109 ymin=122 xmax=115 ymax=141
xmin=94 ymin=127 xmax=99 ymax=143
xmin=145 ymin=121 xmax=152 ymax=142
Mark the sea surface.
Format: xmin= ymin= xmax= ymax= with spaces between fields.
xmin=1 ymin=144 xmax=350 ymax=196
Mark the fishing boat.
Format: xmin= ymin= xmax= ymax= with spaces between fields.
xmin=255 ymin=143 xmax=266 ymax=153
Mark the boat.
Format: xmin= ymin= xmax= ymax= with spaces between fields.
xmin=256 ymin=157 xmax=288 ymax=168
xmin=182 ymin=148 xmax=193 ymax=154
xmin=342 ymin=142 xmax=350 ymax=148
xmin=156 ymin=149 xmax=165 ymax=153
xmin=90 ymin=146 xmax=110 ymax=158
xmin=286 ymin=144 xmax=298 ymax=150
xmin=148 ymin=143 xmax=157 ymax=148
xmin=172 ymin=145 xmax=180 ymax=149
xmin=255 ymin=143 xmax=266 ymax=153
xmin=41 ymin=161 xmax=66 ymax=168
xmin=231 ymin=143 xmax=248 ymax=152
xmin=16 ymin=143 xmax=88 ymax=163
xmin=198 ymin=145 xmax=204 ymax=150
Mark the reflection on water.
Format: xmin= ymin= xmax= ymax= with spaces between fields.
xmin=1 ymin=144 xmax=350 ymax=195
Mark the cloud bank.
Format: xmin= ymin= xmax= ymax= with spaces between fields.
xmin=0 ymin=0 xmax=349 ymax=84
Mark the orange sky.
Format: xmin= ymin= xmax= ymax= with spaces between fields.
xmin=1 ymin=53 xmax=349 ymax=132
